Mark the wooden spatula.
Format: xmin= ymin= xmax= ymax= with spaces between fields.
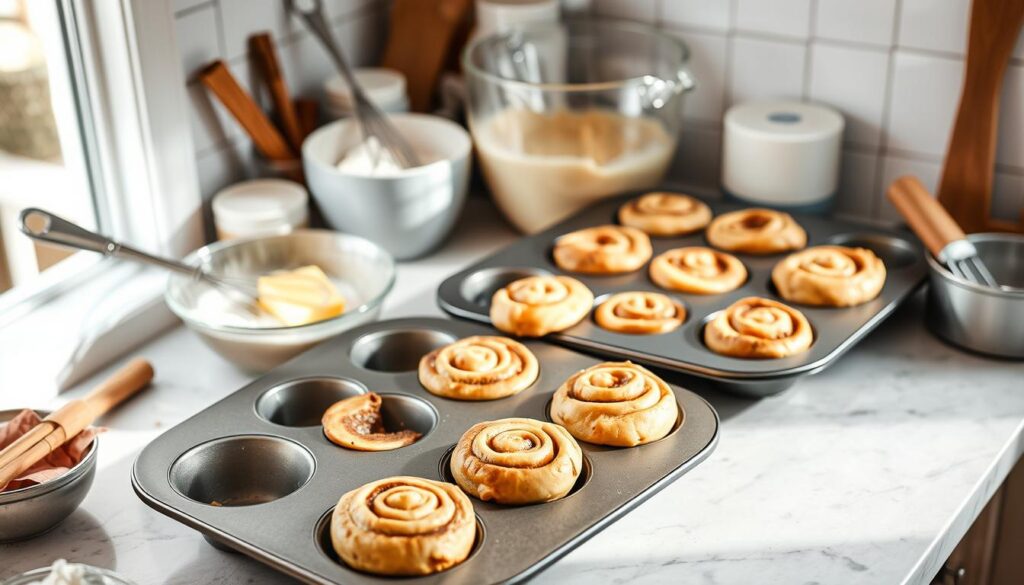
xmin=937 ymin=0 xmax=1024 ymax=233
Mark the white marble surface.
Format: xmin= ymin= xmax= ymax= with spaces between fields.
xmin=2 ymin=198 xmax=1023 ymax=585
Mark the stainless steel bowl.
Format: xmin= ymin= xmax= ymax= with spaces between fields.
xmin=0 ymin=410 xmax=97 ymax=543
xmin=165 ymin=229 xmax=396 ymax=372
xmin=926 ymin=233 xmax=1024 ymax=358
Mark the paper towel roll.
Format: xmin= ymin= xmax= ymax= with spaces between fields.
xmin=722 ymin=100 xmax=844 ymax=209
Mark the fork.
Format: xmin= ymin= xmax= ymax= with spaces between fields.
xmin=285 ymin=0 xmax=420 ymax=169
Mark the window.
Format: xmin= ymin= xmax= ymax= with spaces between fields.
xmin=0 ymin=0 xmax=100 ymax=297
xmin=0 ymin=0 xmax=204 ymax=324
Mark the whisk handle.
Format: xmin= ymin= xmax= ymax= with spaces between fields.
xmin=19 ymin=208 xmax=202 ymax=279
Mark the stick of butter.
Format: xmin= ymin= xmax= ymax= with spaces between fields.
xmin=257 ymin=266 xmax=345 ymax=326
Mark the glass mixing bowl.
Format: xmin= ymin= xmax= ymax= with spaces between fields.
xmin=463 ymin=19 xmax=695 ymax=233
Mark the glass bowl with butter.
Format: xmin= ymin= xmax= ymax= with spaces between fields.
xmin=165 ymin=229 xmax=395 ymax=372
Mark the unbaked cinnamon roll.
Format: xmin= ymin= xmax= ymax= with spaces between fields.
xmin=551 ymin=361 xmax=678 ymax=447
xmin=490 ymin=275 xmax=594 ymax=337
xmin=331 ymin=476 xmax=476 ymax=576
xmin=419 ymin=336 xmax=539 ymax=400
xmin=323 ymin=393 xmax=421 ymax=451
xmin=704 ymin=297 xmax=813 ymax=359
xmin=594 ymin=291 xmax=685 ymax=334
xmin=553 ymin=225 xmax=653 ymax=274
xmin=706 ymin=208 xmax=807 ymax=254
xmin=771 ymin=246 xmax=886 ymax=307
xmin=451 ymin=418 xmax=582 ymax=505
xmin=617 ymin=192 xmax=712 ymax=236
xmin=649 ymin=247 xmax=747 ymax=294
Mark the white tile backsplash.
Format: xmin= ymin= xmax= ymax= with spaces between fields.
xmin=835 ymin=150 xmax=879 ymax=218
xmin=660 ymin=0 xmax=731 ymax=32
xmin=729 ymin=36 xmax=807 ymax=104
xmin=886 ymin=52 xmax=963 ymax=158
xmin=815 ymin=0 xmax=896 ymax=48
xmin=172 ymin=0 xmax=1024 ymax=223
xmin=897 ymin=0 xmax=971 ymax=56
xmin=668 ymin=29 xmax=729 ymax=123
xmin=809 ymin=43 xmax=889 ymax=148
xmin=175 ymin=4 xmax=221 ymax=81
xmin=593 ymin=0 xmax=657 ymax=22
xmin=735 ymin=0 xmax=812 ymax=39
xmin=876 ymin=155 xmax=943 ymax=222
xmin=997 ymin=65 xmax=1024 ymax=170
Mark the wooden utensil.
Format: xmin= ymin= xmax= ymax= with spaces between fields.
xmin=0 ymin=358 xmax=153 ymax=489
xmin=294 ymin=98 xmax=319 ymax=140
xmin=199 ymin=60 xmax=295 ymax=161
xmin=888 ymin=176 xmax=1000 ymax=287
xmin=249 ymin=33 xmax=305 ymax=152
xmin=382 ymin=0 xmax=472 ymax=112
xmin=937 ymin=0 xmax=1024 ymax=234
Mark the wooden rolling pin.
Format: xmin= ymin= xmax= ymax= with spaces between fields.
xmin=199 ymin=60 xmax=295 ymax=161
xmin=0 ymin=358 xmax=153 ymax=489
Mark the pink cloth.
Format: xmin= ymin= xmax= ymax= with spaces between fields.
xmin=0 ymin=409 xmax=102 ymax=492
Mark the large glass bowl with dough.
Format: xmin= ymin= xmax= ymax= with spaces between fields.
xmin=463 ymin=19 xmax=695 ymax=233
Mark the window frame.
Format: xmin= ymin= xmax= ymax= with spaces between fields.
xmin=0 ymin=0 xmax=203 ymax=323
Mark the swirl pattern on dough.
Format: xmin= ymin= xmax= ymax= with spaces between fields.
xmin=771 ymin=246 xmax=886 ymax=307
xmin=451 ymin=418 xmax=583 ymax=505
xmin=331 ymin=476 xmax=476 ymax=576
xmin=649 ymin=247 xmax=747 ymax=294
xmin=490 ymin=275 xmax=594 ymax=337
xmin=617 ymin=192 xmax=713 ymax=236
xmin=704 ymin=296 xmax=813 ymax=359
xmin=705 ymin=208 xmax=807 ymax=254
xmin=323 ymin=393 xmax=421 ymax=451
xmin=553 ymin=225 xmax=653 ymax=274
xmin=419 ymin=336 xmax=539 ymax=400
xmin=594 ymin=291 xmax=685 ymax=334
xmin=551 ymin=361 xmax=678 ymax=447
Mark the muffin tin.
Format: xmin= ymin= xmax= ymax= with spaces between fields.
xmin=437 ymin=192 xmax=928 ymax=397
xmin=132 ymin=317 xmax=718 ymax=584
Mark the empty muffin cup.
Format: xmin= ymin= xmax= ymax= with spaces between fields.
xmin=256 ymin=378 xmax=367 ymax=427
xmin=350 ymin=329 xmax=457 ymax=372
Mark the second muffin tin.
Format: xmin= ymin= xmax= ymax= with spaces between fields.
xmin=132 ymin=317 xmax=718 ymax=584
xmin=438 ymin=191 xmax=928 ymax=397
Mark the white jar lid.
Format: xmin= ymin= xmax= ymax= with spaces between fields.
xmin=325 ymin=68 xmax=407 ymax=111
xmin=212 ymin=179 xmax=309 ymax=234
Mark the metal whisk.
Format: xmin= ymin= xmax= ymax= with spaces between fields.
xmin=18 ymin=208 xmax=260 ymax=308
xmin=286 ymin=0 xmax=420 ymax=169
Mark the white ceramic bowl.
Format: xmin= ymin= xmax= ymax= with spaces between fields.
xmin=302 ymin=113 xmax=472 ymax=260
xmin=165 ymin=230 xmax=395 ymax=372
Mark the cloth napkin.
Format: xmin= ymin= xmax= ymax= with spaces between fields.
xmin=0 ymin=409 xmax=101 ymax=492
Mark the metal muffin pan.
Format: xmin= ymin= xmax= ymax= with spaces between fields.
xmin=438 ymin=192 xmax=928 ymax=397
xmin=132 ymin=317 xmax=719 ymax=584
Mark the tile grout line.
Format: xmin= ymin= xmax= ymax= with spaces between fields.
xmin=870 ymin=0 xmax=904 ymax=219
xmin=801 ymin=0 xmax=818 ymax=101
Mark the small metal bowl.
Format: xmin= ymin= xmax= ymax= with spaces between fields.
xmin=165 ymin=229 xmax=396 ymax=372
xmin=926 ymin=233 xmax=1024 ymax=358
xmin=0 ymin=410 xmax=97 ymax=543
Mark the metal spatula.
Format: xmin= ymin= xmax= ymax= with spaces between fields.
xmin=887 ymin=176 xmax=1012 ymax=289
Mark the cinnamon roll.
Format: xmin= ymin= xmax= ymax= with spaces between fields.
xmin=451 ymin=418 xmax=583 ymax=505
xmin=551 ymin=361 xmax=678 ymax=447
xmin=323 ymin=393 xmax=421 ymax=451
xmin=594 ymin=291 xmax=685 ymax=334
xmin=706 ymin=208 xmax=807 ymax=254
xmin=331 ymin=476 xmax=476 ymax=576
xmin=553 ymin=225 xmax=653 ymax=274
xmin=704 ymin=297 xmax=813 ymax=359
xmin=490 ymin=275 xmax=594 ymax=337
xmin=419 ymin=336 xmax=539 ymax=400
xmin=649 ymin=247 xmax=747 ymax=294
xmin=618 ymin=192 xmax=712 ymax=236
xmin=771 ymin=246 xmax=886 ymax=307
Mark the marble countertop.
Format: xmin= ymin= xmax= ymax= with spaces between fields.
xmin=2 ymin=198 xmax=1022 ymax=585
